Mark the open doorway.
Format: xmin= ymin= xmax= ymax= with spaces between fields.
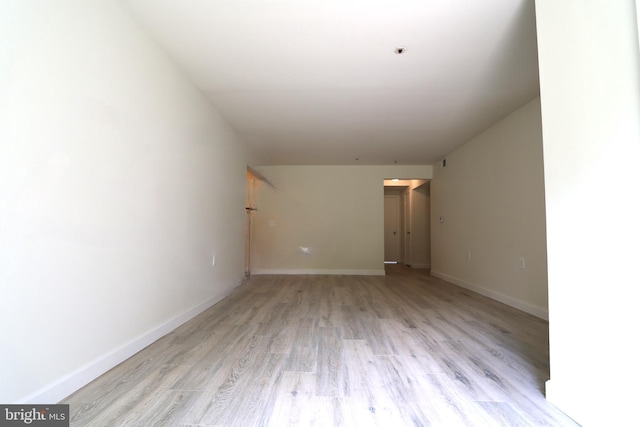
xmin=383 ymin=179 xmax=431 ymax=269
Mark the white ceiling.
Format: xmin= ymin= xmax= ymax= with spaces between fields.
xmin=120 ymin=0 xmax=540 ymax=166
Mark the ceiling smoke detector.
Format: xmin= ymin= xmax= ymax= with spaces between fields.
xmin=394 ymin=46 xmax=406 ymax=54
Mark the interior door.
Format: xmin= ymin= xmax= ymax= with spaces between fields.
xmin=384 ymin=194 xmax=401 ymax=263
xmin=403 ymin=187 xmax=411 ymax=265
xmin=245 ymin=170 xmax=257 ymax=276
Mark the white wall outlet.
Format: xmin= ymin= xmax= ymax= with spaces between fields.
xmin=519 ymin=257 xmax=526 ymax=269
xmin=212 ymin=255 xmax=216 ymax=266
xmin=467 ymin=251 xmax=471 ymax=260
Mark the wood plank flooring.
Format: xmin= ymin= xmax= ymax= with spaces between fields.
xmin=62 ymin=265 xmax=580 ymax=426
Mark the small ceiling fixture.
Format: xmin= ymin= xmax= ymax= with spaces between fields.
xmin=394 ymin=46 xmax=406 ymax=54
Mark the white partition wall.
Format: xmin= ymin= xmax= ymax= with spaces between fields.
xmin=536 ymin=1 xmax=640 ymax=425
xmin=0 ymin=0 xmax=248 ymax=403
xmin=250 ymin=165 xmax=432 ymax=275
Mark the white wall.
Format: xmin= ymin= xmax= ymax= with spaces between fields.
xmin=430 ymin=98 xmax=548 ymax=319
xmin=251 ymin=166 xmax=432 ymax=275
xmin=0 ymin=0 xmax=247 ymax=403
xmin=536 ymin=1 xmax=640 ymax=425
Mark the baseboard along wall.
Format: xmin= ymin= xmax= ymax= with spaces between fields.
xmin=22 ymin=277 xmax=245 ymax=404
xmin=251 ymin=269 xmax=386 ymax=276
xmin=430 ymin=270 xmax=548 ymax=320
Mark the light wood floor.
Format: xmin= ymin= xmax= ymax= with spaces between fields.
xmin=63 ymin=265 xmax=580 ymax=426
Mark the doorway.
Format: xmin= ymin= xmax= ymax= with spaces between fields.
xmin=384 ymin=179 xmax=431 ymax=269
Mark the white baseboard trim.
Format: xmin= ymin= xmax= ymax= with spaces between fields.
xmin=430 ymin=270 xmax=548 ymax=320
xmin=251 ymin=269 xmax=386 ymax=276
xmin=21 ymin=277 xmax=245 ymax=404
xmin=409 ymin=263 xmax=431 ymax=269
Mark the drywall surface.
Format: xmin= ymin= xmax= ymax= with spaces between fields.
xmin=251 ymin=165 xmax=432 ymax=275
xmin=431 ymin=98 xmax=548 ymax=319
xmin=0 ymin=0 xmax=247 ymax=402
xmin=536 ymin=1 xmax=640 ymax=425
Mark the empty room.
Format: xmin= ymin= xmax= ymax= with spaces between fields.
xmin=1 ymin=1 xmax=639 ymax=426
